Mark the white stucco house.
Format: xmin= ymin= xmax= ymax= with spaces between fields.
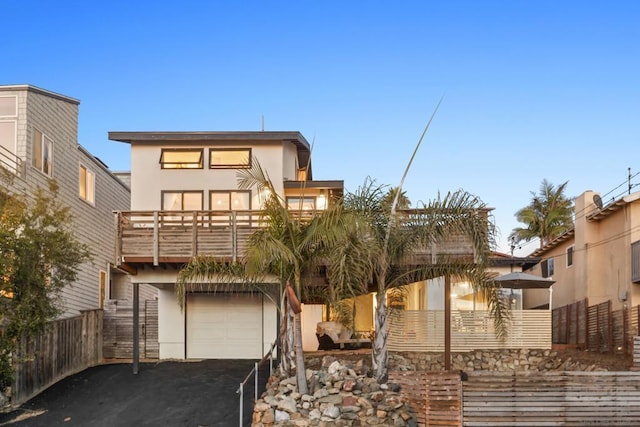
xmin=109 ymin=131 xmax=343 ymax=359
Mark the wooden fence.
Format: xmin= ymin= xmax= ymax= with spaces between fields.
xmin=13 ymin=309 xmax=103 ymax=405
xmin=103 ymin=299 xmax=158 ymax=359
xmin=387 ymin=310 xmax=552 ymax=352
xmin=389 ymin=370 xmax=462 ymax=427
xmin=462 ymin=371 xmax=640 ymax=426
xmin=553 ymin=299 xmax=639 ymax=354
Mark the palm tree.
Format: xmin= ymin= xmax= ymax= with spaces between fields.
xmin=176 ymin=160 xmax=351 ymax=395
xmin=329 ymin=181 xmax=506 ymax=382
xmin=510 ymin=179 xmax=574 ymax=248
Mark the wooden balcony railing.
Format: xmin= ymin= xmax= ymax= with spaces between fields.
xmin=115 ymin=209 xmax=480 ymax=268
xmin=115 ymin=210 xmax=266 ymax=266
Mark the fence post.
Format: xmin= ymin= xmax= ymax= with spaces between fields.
xmin=585 ymin=298 xmax=590 ymax=350
xmin=566 ymin=304 xmax=571 ymax=344
xmin=607 ymin=300 xmax=613 ymax=353
xmin=238 ymin=382 xmax=243 ymax=427
xmin=624 ymin=305 xmax=629 ymax=355
xmin=254 ymin=361 xmax=259 ymax=401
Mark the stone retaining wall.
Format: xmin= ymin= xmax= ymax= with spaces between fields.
xmin=392 ymin=349 xmax=607 ymax=372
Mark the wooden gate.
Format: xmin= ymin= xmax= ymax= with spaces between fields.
xmin=103 ymin=299 xmax=158 ymax=359
xmin=389 ymin=370 xmax=462 ymax=426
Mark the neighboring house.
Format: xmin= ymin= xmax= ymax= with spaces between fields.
xmin=524 ymin=190 xmax=640 ymax=311
xmin=0 ymin=84 xmax=142 ymax=316
xmin=109 ymin=131 xmax=343 ymax=359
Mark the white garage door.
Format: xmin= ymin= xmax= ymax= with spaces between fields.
xmin=186 ymin=293 xmax=264 ymax=359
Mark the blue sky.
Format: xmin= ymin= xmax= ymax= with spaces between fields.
xmin=3 ymin=1 xmax=639 ymax=255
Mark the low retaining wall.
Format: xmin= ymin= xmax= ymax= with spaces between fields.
xmin=392 ymin=349 xmax=606 ymax=372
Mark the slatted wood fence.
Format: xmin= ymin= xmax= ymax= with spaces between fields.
xmin=389 ymin=370 xmax=462 ymax=426
xmin=462 ymin=371 xmax=640 ymax=426
xmin=388 ymin=310 xmax=551 ymax=352
xmin=12 ymin=309 xmax=103 ymax=405
xmin=554 ymin=299 xmax=640 ymax=355
xmin=103 ymin=299 xmax=158 ymax=359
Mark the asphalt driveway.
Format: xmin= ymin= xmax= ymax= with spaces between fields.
xmin=0 ymin=360 xmax=269 ymax=427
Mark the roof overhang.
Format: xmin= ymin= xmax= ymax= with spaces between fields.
xmin=108 ymin=131 xmax=313 ymax=179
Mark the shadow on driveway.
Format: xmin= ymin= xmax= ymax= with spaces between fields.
xmin=0 ymin=360 xmax=270 ymax=427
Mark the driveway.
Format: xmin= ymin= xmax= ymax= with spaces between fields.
xmin=0 ymin=360 xmax=270 ymax=427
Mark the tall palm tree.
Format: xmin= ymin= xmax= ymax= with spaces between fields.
xmin=326 ymin=181 xmax=506 ymax=382
xmin=510 ymin=179 xmax=574 ymax=248
xmin=176 ymin=160 xmax=351 ymax=395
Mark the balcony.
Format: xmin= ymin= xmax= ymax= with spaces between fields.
xmin=115 ymin=209 xmax=482 ymax=274
xmin=0 ymin=145 xmax=25 ymax=178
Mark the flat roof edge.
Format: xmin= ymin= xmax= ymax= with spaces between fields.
xmin=0 ymin=85 xmax=80 ymax=105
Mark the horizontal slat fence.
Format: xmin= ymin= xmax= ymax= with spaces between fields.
xmin=463 ymin=371 xmax=640 ymax=426
xmin=389 ymin=370 xmax=462 ymax=427
xmin=12 ymin=309 xmax=103 ymax=405
xmin=103 ymin=299 xmax=158 ymax=359
xmin=388 ymin=310 xmax=551 ymax=352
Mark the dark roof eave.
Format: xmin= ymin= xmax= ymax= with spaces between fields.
xmin=283 ymin=180 xmax=344 ymax=190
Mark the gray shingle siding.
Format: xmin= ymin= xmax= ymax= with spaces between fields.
xmin=0 ymin=86 xmax=157 ymax=317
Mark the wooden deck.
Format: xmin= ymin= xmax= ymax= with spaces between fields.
xmin=114 ymin=209 xmax=478 ymax=272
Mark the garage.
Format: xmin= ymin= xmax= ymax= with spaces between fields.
xmin=186 ymin=293 xmax=274 ymax=359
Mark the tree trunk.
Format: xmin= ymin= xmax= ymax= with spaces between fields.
xmin=279 ymin=296 xmax=291 ymax=376
xmin=285 ymin=305 xmax=295 ymax=376
xmin=293 ymin=311 xmax=308 ymax=394
xmin=372 ymin=291 xmax=388 ymax=383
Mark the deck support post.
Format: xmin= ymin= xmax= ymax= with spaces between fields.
xmin=133 ymin=282 xmax=139 ymax=375
xmin=444 ymin=275 xmax=451 ymax=371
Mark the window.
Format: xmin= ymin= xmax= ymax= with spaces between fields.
xmin=209 ymin=148 xmax=251 ymax=169
xmin=541 ymin=258 xmax=555 ymax=278
xmin=162 ymin=191 xmax=203 ymax=225
xmin=287 ymin=197 xmax=316 ymax=211
xmin=210 ymin=191 xmax=251 ymax=211
xmin=162 ymin=191 xmax=203 ymax=211
xmin=0 ymin=97 xmax=17 ymax=173
xmin=632 ymin=241 xmax=640 ymax=283
xmin=0 ymin=96 xmax=17 ymax=117
xmin=566 ymin=245 xmax=574 ymax=268
xmin=79 ymin=164 xmax=95 ymax=205
xmin=32 ymin=128 xmax=53 ymax=176
xmin=160 ymin=148 xmax=203 ymax=169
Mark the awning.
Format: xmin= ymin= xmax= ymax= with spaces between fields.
xmin=494 ymin=272 xmax=555 ymax=289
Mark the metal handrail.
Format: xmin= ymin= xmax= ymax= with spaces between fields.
xmin=236 ymin=340 xmax=278 ymax=427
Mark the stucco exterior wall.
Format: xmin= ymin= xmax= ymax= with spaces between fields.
xmin=130 ymin=142 xmax=286 ymax=211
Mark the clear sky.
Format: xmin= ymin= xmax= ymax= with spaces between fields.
xmin=3 ymin=1 xmax=639 ymax=256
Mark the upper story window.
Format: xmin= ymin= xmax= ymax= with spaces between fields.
xmin=632 ymin=241 xmax=640 ymax=283
xmin=566 ymin=245 xmax=574 ymax=268
xmin=160 ymin=148 xmax=203 ymax=169
xmin=209 ymin=148 xmax=251 ymax=169
xmin=32 ymin=128 xmax=53 ymax=176
xmin=0 ymin=96 xmax=17 ymax=118
xmin=0 ymin=97 xmax=18 ymax=173
xmin=541 ymin=257 xmax=555 ymax=278
xmin=79 ymin=164 xmax=95 ymax=205
xmin=162 ymin=191 xmax=203 ymax=211
xmin=210 ymin=191 xmax=251 ymax=211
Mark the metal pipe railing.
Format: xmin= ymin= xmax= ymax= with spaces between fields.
xmin=236 ymin=340 xmax=277 ymax=427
